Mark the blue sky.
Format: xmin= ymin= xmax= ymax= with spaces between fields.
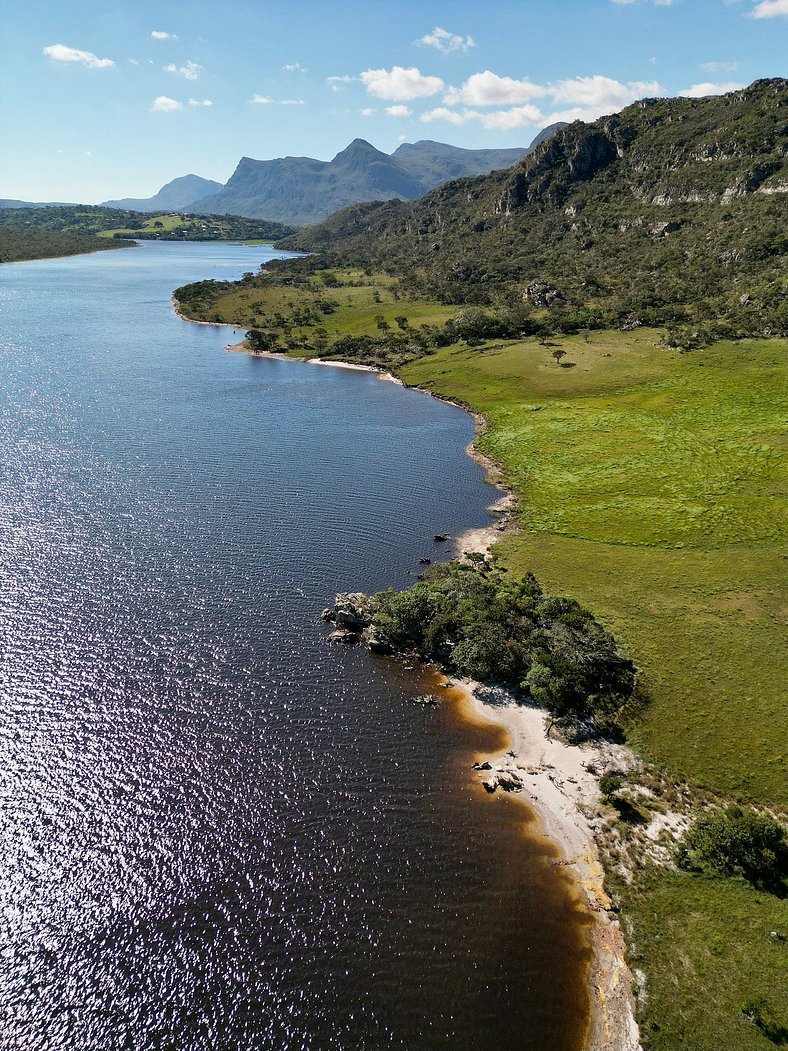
xmin=1 ymin=0 xmax=786 ymax=203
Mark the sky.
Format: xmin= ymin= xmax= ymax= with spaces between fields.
xmin=1 ymin=0 xmax=786 ymax=204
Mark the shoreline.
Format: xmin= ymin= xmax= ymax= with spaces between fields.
xmin=175 ymin=298 xmax=641 ymax=1051
xmin=446 ymin=678 xmax=641 ymax=1051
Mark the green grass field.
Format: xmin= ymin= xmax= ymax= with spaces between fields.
xmin=400 ymin=329 xmax=787 ymax=1051
xmin=179 ymin=268 xmax=457 ymax=345
xmin=402 ymin=332 xmax=787 ymax=805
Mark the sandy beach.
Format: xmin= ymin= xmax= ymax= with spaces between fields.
xmin=445 ymin=679 xmax=641 ymax=1051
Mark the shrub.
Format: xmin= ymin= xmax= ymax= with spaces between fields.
xmin=678 ymin=806 xmax=787 ymax=892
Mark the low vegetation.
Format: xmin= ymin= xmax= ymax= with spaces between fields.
xmin=0 ymin=205 xmax=295 ymax=243
xmin=371 ymin=558 xmax=636 ymax=729
xmin=179 ymin=259 xmax=786 ymax=1048
xmin=0 ymin=226 xmax=132 ymax=263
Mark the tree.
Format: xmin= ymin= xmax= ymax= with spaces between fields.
xmin=551 ymin=348 xmax=567 ymax=365
xmin=677 ymin=806 xmax=787 ymax=891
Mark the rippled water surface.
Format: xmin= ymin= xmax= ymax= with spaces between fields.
xmin=0 ymin=242 xmax=589 ymax=1050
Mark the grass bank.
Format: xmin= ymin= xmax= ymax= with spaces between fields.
xmin=401 ymin=331 xmax=786 ymax=805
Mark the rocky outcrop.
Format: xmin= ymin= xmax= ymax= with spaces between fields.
xmin=323 ymin=593 xmax=393 ymax=654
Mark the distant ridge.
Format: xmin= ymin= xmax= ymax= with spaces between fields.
xmin=101 ymin=174 xmax=223 ymax=213
xmin=188 ymin=128 xmax=566 ymax=225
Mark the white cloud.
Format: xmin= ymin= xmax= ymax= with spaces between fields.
xmin=421 ymin=72 xmax=665 ymax=134
xmin=283 ymin=62 xmax=307 ymax=72
xmin=128 ymin=58 xmax=139 ymax=65
xmin=151 ymin=31 xmax=176 ymax=40
xmin=188 ymin=98 xmax=213 ymax=106
xmin=385 ymin=104 xmax=412 ymax=117
xmin=679 ymin=81 xmax=745 ymax=96
xmin=550 ymin=75 xmax=661 ymax=110
xmin=151 ymin=96 xmax=182 ymax=112
xmin=479 ymin=104 xmax=544 ymax=129
xmin=327 ymin=74 xmax=357 ymax=92
xmin=417 ymin=27 xmax=475 ymax=54
xmin=359 ymin=107 xmax=376 ymax=117
xmin=444 ymin=70 xmax=545 ymax=106
xmin=43 ymin=43 xmax=114 ymax=69
xmin=420 ymin=107 xmax=479 ymax=125
xmin=164 ymin=59 xmax=202 ymax=80
xmin=250 ymin=94 xmax=303 ymax=106
xmin=701 ymin=60 xmax=739 ymax=72
xmin=750 ymin=0 xmax=788 ymax=15
xmin=398 ymin=134 xmax=408 ymax=142
xmin=360 ymin=66 xmax=444 ymax=100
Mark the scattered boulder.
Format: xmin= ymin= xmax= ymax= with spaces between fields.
xmin=321 ymin=608 xmax=335 ymax=622
xmin=327 ymin=630 xmax=358 ymax=644
xmin=433 ymin=533 xmax=450 ymax=542
xmin=482 ymin=778 xmax=498 ymax=793
xmin=419 ymin=557 xmax=432 ymax=565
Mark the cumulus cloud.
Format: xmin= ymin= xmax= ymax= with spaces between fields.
xmin=385 ymin=104 xmax=412 ymax=117
xmin=479 ymin=104 xmax=544 ymax=130
xmin=444 ymin=70 xmax=545 ymax=106
xmin=281 ymin=98 xmax=305 ymax=105
xmin=164 ymin=59 xmax=202 ymax=80
xmin=421 ymin=73 xmax=664 ymax=131
xmin=679 ymin=81 xmax=745 ymax=96
xmin=360 ymin=66 xmax=444 ymax=100
xmin=43 ymin=43 xmax=114 ymax=69
xmin=250 ymin=94 xmax=274 ymax=104
xmin=283 ymin=62 xmax=307 ymax=72
xmin=151 ymin=30 xmax=176 ymax=40
xmin=420 ymin=107 xmax=479 ymax=125
xmin=417 ymin=27 xmax=475 ymax=53
xmin=750 ymin=0 xmax=788 ymax=14
xmin=550 ymin=75 xmax=660 ymax=109
xmin=327 ymin=74 xmax=357 ymax=92
xmin=151 ymin=96 xmax=182 ymax=112
xmin=188 ymin=98 xmax=213 ymax=106
xmin=359 ymin=107 xmax=376 ymax=117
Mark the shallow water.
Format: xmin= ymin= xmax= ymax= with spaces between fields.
xmin=0 ymin=242 xmax=590 ymax=1050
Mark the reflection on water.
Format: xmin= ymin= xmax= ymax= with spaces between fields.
xmin=0 ymin=242 xmax=589 ymax=1049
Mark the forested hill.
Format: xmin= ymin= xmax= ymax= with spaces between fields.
xmin=279 ymin=80 xmax=787 ymax=342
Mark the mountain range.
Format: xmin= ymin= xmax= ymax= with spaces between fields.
xmin=100 ymin=128 xmax=565 ymax=226
xmin=278 ymin=80 xmax=786 ymax=339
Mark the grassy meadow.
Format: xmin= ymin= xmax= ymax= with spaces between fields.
xmin=401 ymin=332 xmax=786 ymax=805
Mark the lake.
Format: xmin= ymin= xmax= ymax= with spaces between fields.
xmin=0 ymin=241 xmax=589 ymax=1050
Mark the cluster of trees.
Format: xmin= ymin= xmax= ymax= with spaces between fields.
xmin=371 ymin=559 xmax=636 ymax=728
xmin=0 ymin=227 xmax=131 ymax=264
xmin=677 ymin=805 xmax=786 ymax=893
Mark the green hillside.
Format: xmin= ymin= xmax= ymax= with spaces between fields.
xmin=281 ymin=79 xmax=787 ymax=346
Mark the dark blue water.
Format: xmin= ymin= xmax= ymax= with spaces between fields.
xmin=0 ymin=242 xmax=589 ymax=1050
